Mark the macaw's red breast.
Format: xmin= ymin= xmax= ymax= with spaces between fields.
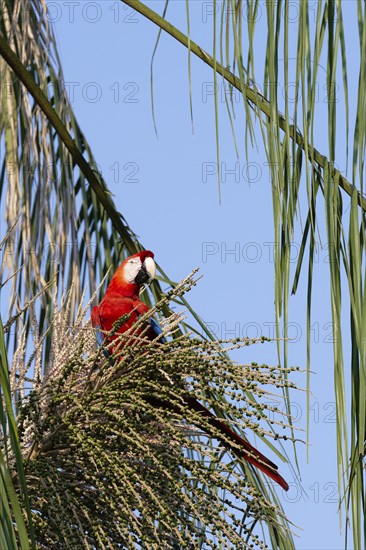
xmin=98 ymin=295 xmax=149 ymax=332
xmin=92 ymin=295 xmax=153 ymax=352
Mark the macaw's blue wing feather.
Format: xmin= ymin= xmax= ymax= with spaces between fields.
xmin=95 ymin=326 xmax=104 ymax=347
xmin=94 ymin=325 xmax=111 ymax=358
xmin=149 ymin=317 xmax=167 ymax=343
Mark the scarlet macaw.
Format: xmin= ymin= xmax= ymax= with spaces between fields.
xmin=91 ymin=250 xmax=164 ymax=350
xmin=91 ymin=250 xmax=289 ymax=491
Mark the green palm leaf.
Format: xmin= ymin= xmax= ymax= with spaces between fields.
xmin=122 ymin=0 xmax=366 ymax=547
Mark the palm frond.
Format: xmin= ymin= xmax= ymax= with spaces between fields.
xmin=124 ymin=0 xmax=366 ymax=546
xmin=0 ymin=315 xmax=35 ymax=549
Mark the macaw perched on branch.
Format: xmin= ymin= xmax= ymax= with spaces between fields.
xmin=91 ymin=251 xmax=289 ymax=491
xmin=91 ymin=250 xmax=164 ymax=350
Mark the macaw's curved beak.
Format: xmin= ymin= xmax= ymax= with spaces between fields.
xmin=134 ymin=256 xmax=156 ymax=285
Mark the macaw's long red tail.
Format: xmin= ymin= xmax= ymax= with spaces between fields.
xmin=146 ymin=394 xmax=289 ymax=491
xmin=184 ymin=396 xmax=289 ymax=491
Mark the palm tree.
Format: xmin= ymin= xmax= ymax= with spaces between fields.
xmin=0 ymin=0 xmax=364 ymax=548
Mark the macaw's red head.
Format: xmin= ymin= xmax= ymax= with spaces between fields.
xmin=106 ymin=250 xmax=156 ymax=298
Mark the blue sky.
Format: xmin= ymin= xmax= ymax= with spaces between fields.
xmin=40 ymin=1 xmax=359 ymax=548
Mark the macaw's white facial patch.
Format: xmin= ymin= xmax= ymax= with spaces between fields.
xmin=124 ymin=257 xmax=142 ymax=284
xmin=144 ymin=257 xmax=156 ymax=281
